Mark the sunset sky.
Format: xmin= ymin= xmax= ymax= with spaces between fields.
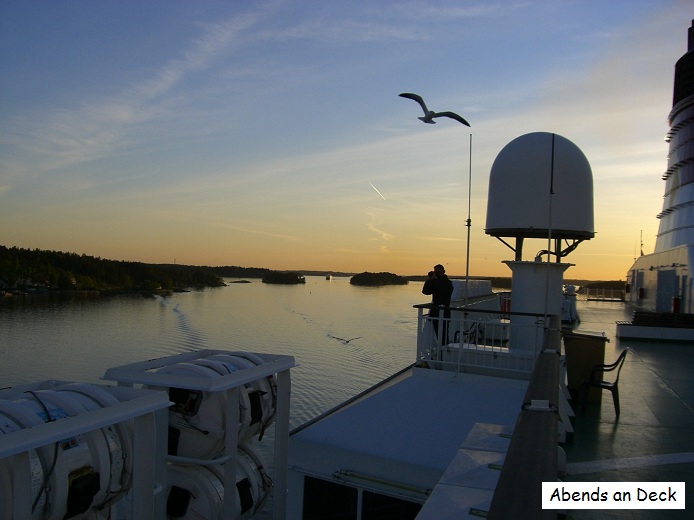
xmin=1 ymin=1 xmax=692 ymax=280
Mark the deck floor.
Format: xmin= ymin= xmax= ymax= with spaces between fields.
xmin=563 ymin=300 xmax=693 ymax=519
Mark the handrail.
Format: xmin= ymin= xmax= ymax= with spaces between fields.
xmin=413 ymin=302 xmax=548 ymax=318
xmin=414 ymin=301 xmax=548 ymax=376
xmin=487 ymin=329 xmax=560 ymax=520
xmin=289 ymin=364 xmax=414 ymax=436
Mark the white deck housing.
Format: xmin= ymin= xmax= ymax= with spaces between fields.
xmin=287 ymin=367 xmax=527 ymax=518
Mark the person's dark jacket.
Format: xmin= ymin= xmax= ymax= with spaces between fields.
xmin=422 ymin=275 xmax=454 ymax=317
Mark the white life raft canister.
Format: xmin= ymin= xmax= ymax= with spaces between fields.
xmin=159 ymin=353 xmax=277 ymax=460
xmin=165 ymin=443 xmax=271 ymax=519
xmin=0 ymin=384 xmax=134 ymax=519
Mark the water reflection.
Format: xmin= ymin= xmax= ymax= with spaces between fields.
xmin=0 ymin=277 xmax=421 ymax=427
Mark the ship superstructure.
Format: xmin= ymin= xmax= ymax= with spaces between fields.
xmin=625 ymin=19 xmax=694 ymax=315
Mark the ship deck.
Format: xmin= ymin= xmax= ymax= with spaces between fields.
xmin=286 ymin=299 xmax=692 ymax=519
xmin=564 ymin=300 xmax=694 ymax=519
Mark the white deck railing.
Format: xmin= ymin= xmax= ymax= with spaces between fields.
xmin=414 ymin=303 xmax=549 ymax=378
xmin=0 ymin=383 xmax=171 ymax=520
xmin=582 ymin=287 xmax=625 ymax=301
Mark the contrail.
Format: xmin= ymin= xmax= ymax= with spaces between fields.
xmin=369 ymin=181 xmax=386 ymax=200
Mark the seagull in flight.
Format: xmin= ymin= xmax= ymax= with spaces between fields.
xmin=399 ymin=93 xmax=470 ymax=127
xmin=327 ymin=334 xmax=362 ymax=344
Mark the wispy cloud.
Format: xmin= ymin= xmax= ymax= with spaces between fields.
xmin=136 ymin=15 xmax=260 ymax=100
xmin=2 ymin=0 xmax=690 ymax=279
xmin=2 ymin=2 xmax=439 ymax=186
xmin=209 ymin=221 xmax=303 ymax=243
xmin=393 ymin=1 xmax=523 ymax=20
xmin=268 ymin=17 xmax=428 ymax=43
xmin=1 ymin=10 xmax=267 ymax=179
xmin=416 ymin=236 xmax=465 ymax=242
xmin=367 ymin=222 xmax=394 ymax=242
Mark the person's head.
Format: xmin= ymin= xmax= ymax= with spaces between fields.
xmin=428 ymin=271 xmax=434 ymax=278
xmin=434 ymin=264 xmax=445 ymax=276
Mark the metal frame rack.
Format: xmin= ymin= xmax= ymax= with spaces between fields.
xmin=0 ymin=381 xmax=171 ymax=519
xmin=103 ymin=349 xmax=295 ymax=520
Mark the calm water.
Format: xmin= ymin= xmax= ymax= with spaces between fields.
xmin=10 ymin=279 xmax=686 ymax=519
xmin=0 ymin=276 xmax=422 ymax=429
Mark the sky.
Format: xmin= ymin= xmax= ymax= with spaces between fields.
xmin=1 ymin=1 xmax=692 ymax=280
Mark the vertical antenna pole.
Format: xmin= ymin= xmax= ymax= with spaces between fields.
xmin=465 ymin=133 xmax=472 ymax=306
xmin=640 ymin=230 xmax=644 ymax=256
xmin=547 ymin=133 xmax=556 ymax=257
xmin=543 ymin=134 xmax=556 ymax=327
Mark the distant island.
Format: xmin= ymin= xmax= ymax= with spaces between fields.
xmin=0 ymin=246 xmax=228 ymax=293
xmin=0 ymin=245 xmax=625 ymax=295
xmin=262 ymin=271 xmax=306 ymax=285
xmin=350 ymin=272 xmax=408 ymax=287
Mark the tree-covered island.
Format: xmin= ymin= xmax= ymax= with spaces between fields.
xmin=350 ymin=272 xmax=408 ymax=286
xmin=261 ymin=271 xmax=306 ymax=284
xmin=0 ymin=246 xmax=243 ymax=292
xmin=1 ymin=246 xmax=625 ymax=294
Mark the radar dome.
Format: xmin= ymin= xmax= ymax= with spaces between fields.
xmin=485 ymin=132 xmax=594 ymax=241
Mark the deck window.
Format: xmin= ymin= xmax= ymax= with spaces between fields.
xmin=361 ymin=490 xmax=422 ymax=519
xmin=302 ymin=476 xmax=422 ymax=520
xmin=303 ymin=476 xmax=357 ymax=519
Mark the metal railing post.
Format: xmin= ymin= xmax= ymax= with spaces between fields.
xmin=222 ymin=387 xmax=239 ymax=519
xmin=273 ymin=369 xmax=291 ymax=520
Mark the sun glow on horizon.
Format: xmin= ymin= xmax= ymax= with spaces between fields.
xmin=0 ymin=1 xmax=689 ymax=282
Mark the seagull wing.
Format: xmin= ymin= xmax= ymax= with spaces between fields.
xmin=433 ymin=111 xmax=471 ymax=127
xmin=399 ymin=92 xmax=429 ymax=115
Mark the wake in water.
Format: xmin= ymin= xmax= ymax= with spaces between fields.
xmin=153 ymin=295 xmax=208 ymax=351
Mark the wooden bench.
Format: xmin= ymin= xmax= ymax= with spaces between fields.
xmin=632 ymin=310 xmax=694 ymax=328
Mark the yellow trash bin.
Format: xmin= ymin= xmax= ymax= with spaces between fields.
xmin=562 ymin=329 xmax=608 ymax=403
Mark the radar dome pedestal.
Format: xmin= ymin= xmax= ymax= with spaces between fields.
xmin=486 ymin=132 xmax=594 ymax=249
xmin=485 ymin=132 xmax=594 ymax=352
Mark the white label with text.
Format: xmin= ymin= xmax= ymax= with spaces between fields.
xmin=542 ymin=482 xmax=685 ymax=509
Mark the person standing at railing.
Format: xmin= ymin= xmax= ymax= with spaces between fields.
xmin=422 ymin=264 xmax=454 ymax=343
